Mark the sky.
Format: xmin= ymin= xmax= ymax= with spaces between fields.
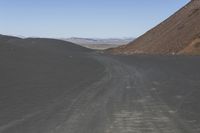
xmin=0 ymin=0 xmax=190 ymax=38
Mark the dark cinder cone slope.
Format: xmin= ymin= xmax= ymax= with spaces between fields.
xmin=111 ymin=0 xmax=200 ymax=55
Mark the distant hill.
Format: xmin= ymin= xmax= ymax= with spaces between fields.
xmin=0 ymin=34 xmax=101 ymax=89
xmin=110 ymin=0 xmax=200 ymax=55
xmin=62 ymin=37 xmax=134 ymax=50
xmin=0 ymin=34 xmax=91 ymax=53
xmin=0 ymin=34 xmax=21 ymax=43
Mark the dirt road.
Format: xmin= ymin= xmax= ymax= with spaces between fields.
xmin=1 ymin=54 xmax=200 ymax=133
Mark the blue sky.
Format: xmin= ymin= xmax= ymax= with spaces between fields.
xmin=0 ymin=0 xmax=190 ymax=38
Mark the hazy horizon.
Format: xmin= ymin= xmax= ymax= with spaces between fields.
xmin=0 ymin=0 xmax=189 ymax=38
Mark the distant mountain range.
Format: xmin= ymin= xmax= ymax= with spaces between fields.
xmin=0 ymin=34 xmax=134 ymax=50
xmin=110 ymin=0 xmax=200 ymax=55
xmin=62 ymin=37 xmax=134 ymax=49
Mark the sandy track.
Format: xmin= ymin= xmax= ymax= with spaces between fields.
xmin=1 ymin=54 xmax=199 ymax=133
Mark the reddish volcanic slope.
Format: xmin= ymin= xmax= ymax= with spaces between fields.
xmin=111 ymin=0 xmax=200 ymax=55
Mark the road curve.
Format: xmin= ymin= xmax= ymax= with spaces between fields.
xmin=1 ymin=54 xmax=197 ymax=133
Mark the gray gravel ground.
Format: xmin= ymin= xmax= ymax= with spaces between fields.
xmin=0 ymin=45 xmax=200 ymax=133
